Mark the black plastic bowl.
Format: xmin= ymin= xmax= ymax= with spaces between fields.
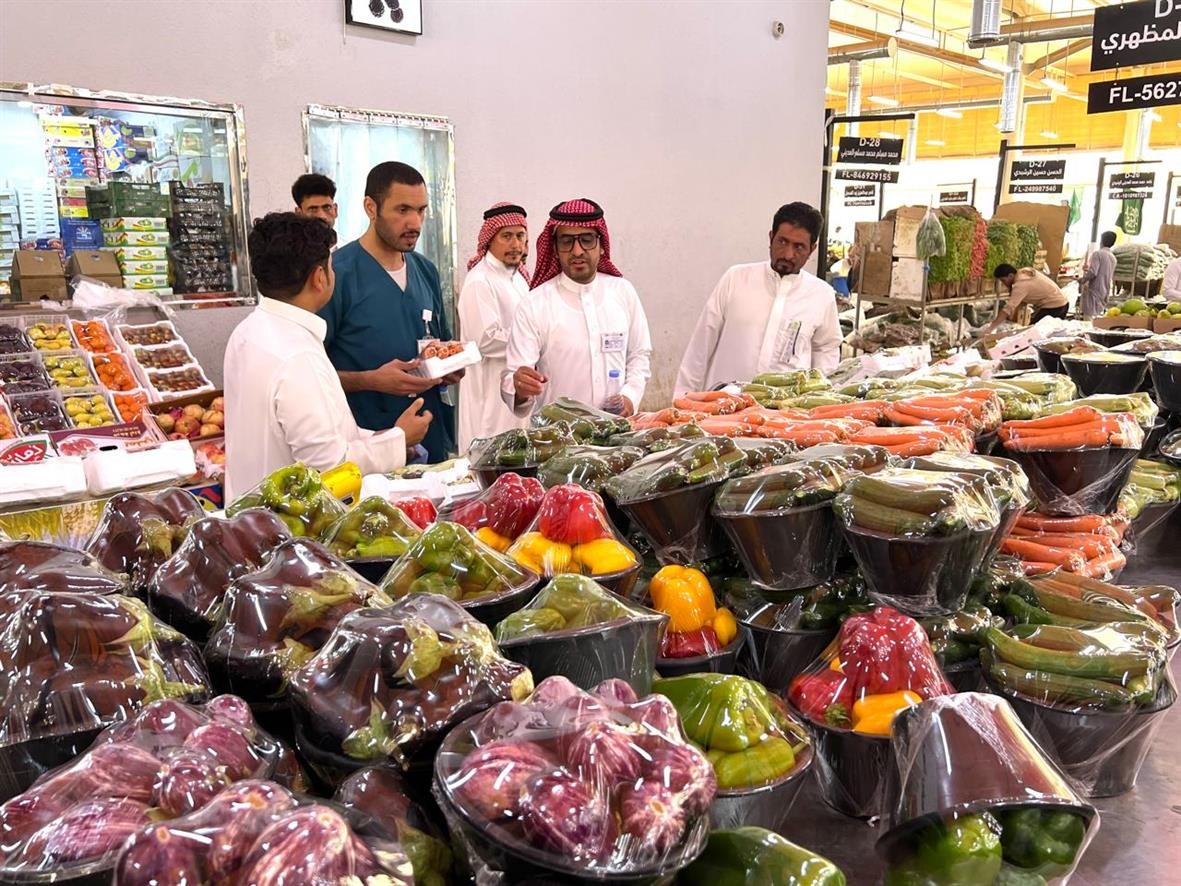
xmin=941 ymin=660 xmax=984 ymax=693
xmin=1006 ymin=446 xmax=1140 ymax=517
xmin=713 ymin=501 xmax=842 ymax=591
xmin=474 ymin=463 xmax=539 ymax=490
xmin=987 ymin=504 xmax=1024 ymax=566
xmin=709 ymin=740 xmax=814 ymax=832
xmin=0 ymin=726 xmax=103 ymax=802
xmin=791 ymin=707 xmax=891 ymax=819
xmin=735 ymin=611 xmax=836 ymax=696
xmin=843 ymin=524 xmax=994 ymax=617
xmin=1033 ymin=341 xmax=1082 ymax=375
xmin=1087 ymin=327 xmax=1154 ymax=349
xmin=984 ymin=673 xmax=1177 ymax=798
xmin=594 ymin=565 xmax=641 ymax=600
xmin=1128 ymin=500 xmax=1180 ymax=562
xmin=346 ymin=556 xmax=399 ymax=585
xmin=498 ymin=611 xmax=668 ymax=696
xmin=1148 ymin=353 xmax=1181 ymax=413
xmin=1061 ymin=353 xmax=1149 ymax=397
xmin=1141 ymin=416 xmax=1168 ymax=456
xmin=614 ymin=481 xmax=730 ymax=566
xmin=655 ymin=635 xmax=743 ymax=678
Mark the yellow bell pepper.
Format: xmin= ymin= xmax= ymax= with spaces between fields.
xmin=712 ymin=607 xmax=738 ymax=646
xmin=571 ymin=538 xmax=637 ymax=575
xmin=510 ymin=532 xmax=572 ymax=575
xmin=322 ymin=462 xmax=362 ymax=503
xmin=475 ymin=526 xmax=512 ymax=553
xmin=650 ymin=565 xmax=716 ymax=632
xmin=850 ymin=690 xmax=921 ymax=736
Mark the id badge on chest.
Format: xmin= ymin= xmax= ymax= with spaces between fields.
xmin=778 ymin=320 xmax=803 ymax=363
xmin=601 ymin=332 xmax=625 ymax=353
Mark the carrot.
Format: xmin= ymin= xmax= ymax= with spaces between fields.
xmin=1012 ymin=534 xmax=1118 ymax=559
xmin=810 ymin=401 xmax=888 ymax=421
xmin=885 ymin=440 xmax=945 ymax=457
xmin=1075 ymin=549 xmax=1127 ymax=578
xmin=1002 ymin=406 xmax=1103 ymax=429
xmin=1016 ymin=513 xmax=1109 ymax=533
xmin=893 ymin=401 xmax=973 ymax=420
xmin=1001 ymin=537 xmax=1088 ymax=570
xmin=1011 ymin=524 xmax=1120 ymax=542
xmin=1023 ymin=561 xmax=1059 ymax=576
xmin=1002 ymin=429 xmax=1112 ymax=451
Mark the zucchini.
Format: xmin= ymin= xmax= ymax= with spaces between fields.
xmin=843 ymin=494 xmax=935 ymax=535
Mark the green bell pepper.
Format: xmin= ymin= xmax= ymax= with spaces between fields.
xmin=1000 ymin=808 xmax=1086 ymax=874
xmin=676 ymin=827 xmax=845 ymax=886
xmin=407 ymin=572 xmax=462 ymax=600
xmin=886 ymin=813 xmax=1003 ymax=886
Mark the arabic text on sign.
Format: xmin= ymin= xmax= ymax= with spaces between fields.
xmin=1010 ymin=160 xmax=1067 ymax=181
xmin=1091 ymin=0 xmax=1181 ymax=71
xmin=940 ymin=191 xmax=969 ymax=204
xmin=836 ymin=137 xmax=905 ymax=166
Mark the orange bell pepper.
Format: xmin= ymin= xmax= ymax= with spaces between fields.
xmin=650 ymin=565 xmax=716 ymax=632
xmin=850 ymin=690 xmax=921 ymax=736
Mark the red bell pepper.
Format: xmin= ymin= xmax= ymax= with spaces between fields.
xmin=485 ymin=473 xmax=544 ymax=538
xmin=838 ymin=607 xmax=952 ymax=700
xmin=660 ymin=625 xmax=721 ymax=659
xmin=536 ymin=484 xmax=611 ymax=545
xmin=788 ymin=669 xmax=853 ymax=728
xmin=393 ymin=497 xmax=437 ymax=530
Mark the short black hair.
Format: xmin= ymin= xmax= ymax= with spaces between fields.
xmin=365 ymin=161 xmax=425 ymax=206
xmin=993 ymin=263 xmax=1018 ymax=279
xmin=248 ymin=212 xmax=337 ymax=300
xmin=1100 ymin=231 xmax=1117 ymax=248
xmin=291 ymin=173 xmax=336 ymax=206
xmin=771 ymin=202 xmax=824 ymax=245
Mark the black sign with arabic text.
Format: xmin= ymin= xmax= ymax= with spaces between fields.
xmin=1109 ymin=171 xmax=1157 ymax=199
xmin=1010 ymin=183 xmax=1065 ymax=195
xmin=835 ymin=168 xmax=900 ymax=184
xmin=837 ymin=137 xmax=905 ymax=166
xmin=1011 ymin=160 xmax=1067 ymax=181
xmin=939 ymin=190 xmax=970 ymax=204
xmin=1092 ymin=0 xmax=1181 ymax=71
xmin=844 ymin=184 xmax=877 ymax=207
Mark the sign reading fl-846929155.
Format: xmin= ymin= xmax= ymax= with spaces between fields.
xmin=1088 ymin=71 xmax=1181 ymax=114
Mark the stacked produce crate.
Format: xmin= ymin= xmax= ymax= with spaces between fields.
xmin=168 ymin=182 xmax=233 ymax=295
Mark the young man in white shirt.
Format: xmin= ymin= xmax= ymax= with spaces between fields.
xmin=1163 ymin=255 xmax=1181 ymax=304
xmin=674 ymin=202 xmax=843 ymax=395
xmin=457 ymin=202 xmax=532 ymax=452
xmin=223 ymin=213 xmax=431 ymax=499
xmin=505 ymin=198 xmax=652 ymax=417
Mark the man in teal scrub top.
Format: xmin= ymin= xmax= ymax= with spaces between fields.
xmin=319 ymin=161 xmax=463 ymax=462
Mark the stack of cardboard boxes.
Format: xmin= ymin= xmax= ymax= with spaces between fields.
xmin=169 ymin=182 xmax=232 ymax=294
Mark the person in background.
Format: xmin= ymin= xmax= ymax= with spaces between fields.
xmin=505 ymin=198 xmax=651 ymax=418
xmin=980 ymin=263 xmax=1070 ymax=335
xmin=674 ymin=202 xmax=842 ymax=395
xmin=292 ymin=173 xmax=339 ymax=230
xmin=1162 ymin=253 xmax=1181 ymax=304
xmin=223 ymin=213 xmax=430 ymax=499
xmin=457 ymin=202 xmax=531 ymax=452
xmin=1078 ymin=231 xmax=1117 ymax=319
xmin=319 ymin=161 xmax=463 ymax=463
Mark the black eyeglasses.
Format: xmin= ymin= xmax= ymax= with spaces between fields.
xmin=555 ymin=232 xmax=600 ymax=252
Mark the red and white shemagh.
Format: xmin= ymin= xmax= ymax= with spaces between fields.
xmin=529 ymin=198 xmax=623 ymax=290
xmin=467 ymin=202 xmax=530 ymax=283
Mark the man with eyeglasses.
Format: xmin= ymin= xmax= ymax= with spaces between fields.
xmin=674 ymin=202 xmax=843 ymax=394
xmin=457 ymin=202 xmax=532 ymax=451
xmin=504 ymin=198 xmax=651 ymax=417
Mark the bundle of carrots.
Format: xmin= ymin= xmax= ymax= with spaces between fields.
xmin=849 ymin=423 xmax=975 ymax=457
xmin=884 ymin=390 xmax=1003 ymax=435
xmin=629 ymin=408 xmax=697 ymax=430
xmin=997 ymin=406 xmax=1144 ymax=452
xmin=1030 ymin=570 xmax=1178 ymax=638
xmin=671 ymin=390 xmax=757 ymax=415
xmin=1000 ymin=511 xmax=1129 ymax=578
xmin=808 ymin=400 xmax=890 ymax=425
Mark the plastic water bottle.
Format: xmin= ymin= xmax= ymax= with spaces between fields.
xmin=604 ymin=369 xmax=623 ymax=414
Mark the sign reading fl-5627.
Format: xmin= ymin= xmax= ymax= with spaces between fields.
xmin=1087 ymin=71 xmax=1181 ymax=114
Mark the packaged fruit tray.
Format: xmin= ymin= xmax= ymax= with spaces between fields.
xmin=0 ymin=322 xmax=32 ymax=356
xmin=62 ymin=389 xmax=119 ymax=429
xmin=7 ymin=389 xmax=71 ymax=434
xmin=116 ymin=320 xmax=181 ymax=349
xmin=112 ymin=388 xmax=151 ymax=423
xmin=144 ymin=365 xmax=214 ymax=401
xmin=21 ymin=316 xmax=77 ymax=352
xmin=92 ymin=351 xmax=139 ymax=392
xmin=41 ymin=350 xmax=98 ymax=391
xmin=0 ymin=353 xmax=51 ymax=396
xmin=0 ymin=400 xmax=16 ymax=440
xmin=69 ymin=317 xmax=119 ymax=354
xmin=130 ymin=341 xmax=197 ymax=371
xmin=151 ymin=392 xmax=225 ymax=441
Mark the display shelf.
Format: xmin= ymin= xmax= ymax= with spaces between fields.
xmin=851 ymin=270 xmax=1007 ymax=351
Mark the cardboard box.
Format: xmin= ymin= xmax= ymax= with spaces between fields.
xmin=891 ymin=207 xmax=927 ymax=259
xmin=100 ymin=216 xmax=168 ymax=233
xmin=103 ymin=230 xmax=170 ymax=247
xmin=67 ymin=250 xmax=123 ymax=287
xmin=854 ymin=220 xmax=895 ymax=297
xmin=890 ymin=256 xmax=926 ymax=300
xmin=119 ymin=259 xmax=170 ymax=276
xmin=10 ymin=251 xmax=67 ymax=302
xmin=1092 ymin=316 xmax=1154 ymax=330
xmin=1154 ymin=315 xmax=1181 ymax=333
xmin=113 ymin=245 xmax=168 ymax=263
xmin=1158 ymin=224 xmax=1181 ymax=256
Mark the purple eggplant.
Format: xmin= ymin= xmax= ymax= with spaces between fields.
xmin=453 ymin=739 xmax=556 ymax=821
xmin=519 ymin=771 xmax=611 ymax=860
xmin=237 ymin=804 xmax=356 ymax=885
xmin=0 ymin=541 xmax=128 ymax=597
xmin=640 ymin=743 xmax=716 ymax=817
xmin=152 ymin=751 xmax=232 ymax=818
xmin=563 ymin=721 xmax=643 ymax=789
xmin=616 ymin=780 xmax=687 ymax=858
xmin=183 ymin=721 xmax=262 ymax=780
xmin=115 ymin=824 xmax=206 ymax=885
xmin=19 ymin=796 xmax=150 ymax=865
xmin=86 ymin=489 xmax=205 ymax=591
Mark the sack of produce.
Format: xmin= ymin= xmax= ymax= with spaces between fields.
xmin=85 ymin=489 xmax=205 ymax=592
xmin=433 ymin=675 xmax=714 ymax=881
xmin=506 ymin=483 xmax=639 ymax=594
xmin=289 ymin=595 xmax=532 ymax=781
xmin=204 ymin=538 xmax=392 ymax=706
xmin=537 ymin=443 xmax=646 ymax=492
xmin=148 ymin=509 xmax=292 ymax=640
xmin=114 ymin=779 xmax=414 ymax=885
xmin=496 ymin=574 xmax=667 ymax=694
xmin=786 ymin=607 xmax=953 ymax=818
xmin=607 ymin=421 xmax=708 ymax=452
xmin=654 ymin=673 xmax=812 ymax=830
xmin=0 ymin=696 xmax=305 ymax=884
xmin=0 ymin=590 xmax=210 ymax=800
xmin=379 ymin=521 xmax=539 ymax=627
xmin=877 ymin=692 xmax=1098 ymax=885
xmin=533 ymin=396 xmax=632 ymax=443
xmin=468 ymin=423 xmax=577 ymax=486
xmin=647 ymin=565 xmax=741 ymax=673
xmin=834 ymin=468 xmax=1000 ymax=615
xmin=677 ymin=827 xmax=846 ymax=885
xmin=0 ymin=540 xmax=128 ymax=597
xmin=226 ymin=462 xmax=348 ymax=539
xmin=445 ymin=471 xmax=544 ymax=553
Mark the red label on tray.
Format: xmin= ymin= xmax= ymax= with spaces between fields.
xmin=48 ymin=419 xmax=161 ymax=457
xmin=0 ymin=440 xmax=50 ymax=465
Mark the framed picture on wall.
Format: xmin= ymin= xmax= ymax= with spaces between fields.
xmin=345 ymin=0 xmax=423 ymax=35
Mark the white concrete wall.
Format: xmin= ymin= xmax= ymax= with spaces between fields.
xmin=0 ymin=0 xmax=830 ymax=405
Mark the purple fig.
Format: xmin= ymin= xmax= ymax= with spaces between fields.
xmin=128 ymin=698 xmax=208 ymax=744
xmin=592 ymin=678 xmax=638 ymax=707
xmin=550 ymin=692 xmax=613 ymax=732
xmin=189 ymin=779 xmax=297 ymax=831
xmin=238 ymin=805 xmax=356 ymax=885
xmin=20 ymin=797 xmax=150 ymax=865
xmin=452 ymin=739 xmax=556 ymax=821
xmin=471 ymin=701 xmax=550 ymax=744
xmin=641 ymin=744 xmax=717 ymax=817
xmin=183 ymin=721 xmax=261 ymax=779
xmin=205 ymin=694 xmax=255 ymax=727
xmin=152 ymin=751 xmax=231 ymax=818
xmin=519 ymin=771 xmax=610 ymax=860
xmin=563 ymin=721 xmax=642 ymax=789
xmin=616 ymin=781 xmax=687 ymax=858
xmin=0 ymin=789 xmax=66 ymax=854
xmin=529 ymin=675 xmax=583 ymax=709
xmin=47 ymin=742 xmax=162 ymax=805
xmin=115 ymin=823 xmax=205 ymax=885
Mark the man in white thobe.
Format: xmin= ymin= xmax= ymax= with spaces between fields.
xmin=504 ymin=198 xmax=651 ymax=417
xmin=675 ymin=202 xmax=843 ymax=395
xmin=224 ymin=213 xmax=432 ymax=499
xmin=457 ymin=203 xmax=531 ymax=452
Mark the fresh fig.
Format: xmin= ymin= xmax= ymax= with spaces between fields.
xmin=529 ymin=675 xmax=583 ymax=709
xmin=629 ymin=694 xmax=681 ymax=738
xmin=563 ymin=721 xmax=642 ymax=789
xmin=237 ymin=804 xmax=356 ymax=885
xmin=616 ymin=780 xmax=687 ymax=858
xmin=152 ymin=751 xmax=231 ymax=818
xmin=518 ymin=771 xmax=610 ymax=859
xmin=115 ymin=824 xmax=205 ymax=885
xmin=205 ymin=694 xmax=255 ymax=727
xmin=452 ymin=739 xmax=556 ymax=821
xmin=205 ymin=784 xmax=298 ymax=881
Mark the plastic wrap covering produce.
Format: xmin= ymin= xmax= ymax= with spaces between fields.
xmin=334 ymin=765 xmax=454 ymax=886
xmin=900 ymin=452 xmax=1032 ymax=514
xmin=434 ymin=675 xmax=714 ymax=881
xmin=448 ymin=472 xmax=544 ymax=552
xmin=323 ymin=496 xmax=422 ymax=560
xmin=836 ymin=468 xmax=1000 ymax=536
xmin=1000 ymin=372 xmax=1079 ymax=406
xmin=915 ymin=208 xmax=947 ymax=261
xmin=1112 ymin=242 xmax=1174 ymax=282
xmin=506 ymin=484 xmax=638 ymax=579
xmin=677 ymin=827 xmax=847 ymax=885
xmin=964 ymin=381 xmax=1043 ymax=421
xmin=606 ymin=437 xmax=746 ymax=503
xmin=469 ymin=423 xmax=576 ymax=470
xmin=731 ymin=437 xmax=797 ymax=471
xmin=84 ymin=489 xmax=206 ymax=592
xmin=379 ymin=522 xmax=539 ymax=608
xmin=849 ymin=423 xmax=975 ymax=457
xmin=204 ymin=539 xmax=393 ymax=705
xmin=673 ymin=390 xmax=758 ymax=415
xmin=533 ymin=397 xmax=632 ymax=443
xmin=0 ymin=696 xmax=301 ymax=883
xmin=744 ymin=369 xmax=832 ymax=401
xmin=0 ymin=541 xmax=128 ymax=596
xmin=289 ymin=595 xmax=533 ymax=772
xmin=1043 ymin=392 xmax=1158 ymax=430
xmin=1000 ymin=511 xmax=1130 ymax=578
xmin=649 ymin=566 xmax=739 ymax=661
xmin=848 ymin=311 xmax=959 ymax=356
xmin=885 ymin=391 xmax=1003 ymax=435
xmin=921 ymin=605 xmax=1002 ymax=671
xmin=1034 ymin=336 xmax=1105 ymax=358
xmin=1119 ymin=458 xmax=1180 ymax=518
xmin=537 ymin=444 xmax=645 ymax=492
xmin=786 ymin=442 xmax=893 ymax=472
xmin=385 ymin=496 xmax=436 ymax=530
xmin=878 ymin=693 xmax=1097 ymax=886
xmin=1111 ymin=332 xmax=1181 ymax=354
xmin=715 ymin=456 xmax=863 ymax=514
xmin=607 ymin=421 xmax=707 ymax=452
xmin=148 ymin=509 xmax=292 ymax=640
xmin=786 ymin=608 xmax=954 ymax=818
xmin=227 ymin=462 xmax=348 ymax=538
xmin=113 ymin=779 xmax=414 ymax=886
xmin=0 ymin=591 xmax=210 ymax=764
xmin=494 ymin=574 xmax=667 ymax=694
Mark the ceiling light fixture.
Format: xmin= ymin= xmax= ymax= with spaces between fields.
xmin=926 ymin=139 xmax=946 ymax=146
xmin=936 ymin=108 xmax=963 ymax=119
xmin=1040 ymin=77 xmax=1068 ymax=93
xmin=1040 ymin=131 xmax=1059 ymax=139
xmin=896 ymin=24 xmax=941 ymax=47
xmin=868 ymin=95 xmax=900 ymax=107
xmin=879 ymin=131 xmax=900 ymax=139
xmin=979 ymin=57 xmax=1010 ymax=73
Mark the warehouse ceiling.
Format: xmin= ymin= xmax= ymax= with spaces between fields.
xmin=826 ymin=0 xmax=1181 ymax=158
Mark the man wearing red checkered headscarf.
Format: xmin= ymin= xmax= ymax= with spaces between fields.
xmin=502 ymin=198 xmax=651 ymax=419
xmin=457 ymin=202 xmax=532 ymax=451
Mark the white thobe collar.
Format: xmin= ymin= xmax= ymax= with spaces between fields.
xmin=258 ymin=296 xmax=327 ymax=341
xmin=556 ymin=273 xmax=598 ymax=297
xmin=483 ymin=253 xmax=524 ymax=279
xmin=764 ymin=262 xmax=804 ymax=296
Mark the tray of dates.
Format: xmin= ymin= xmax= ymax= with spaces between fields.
xmin=70 ymin=319 xmax=118 ymax=355
xmin=8 ymin=391 xmax=70 ymax=434
xmin=0 ymin=696 xmax=304 ymax=885
xmin=115 ymin=321 xmax=180 ymax=349
xmin=0 ymin=354 xmax=50 ymax=396
xmin=0 ymin=322 xmax=33 ymax=356
xmin=144 ymin=366 xmax=213 ymax=400
xmin=85 ymin=489 xmax=206 ymax=593
xmin=434 ymin=675 xmax=714 ymax=883
xmin=130 ymin=342 xmax=196 ymax=372
xmin=411 ymin=338 xmax=482 ymax=380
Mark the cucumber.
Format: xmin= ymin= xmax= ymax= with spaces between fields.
xmin=845 ymin=494 xmax=936 ymax=535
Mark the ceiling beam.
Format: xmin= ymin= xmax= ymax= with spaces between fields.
xmin=1028 ymin=38 xmax=1093 ymax=70
xmin=830 ymin=20 xmax=1006 ymax=79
